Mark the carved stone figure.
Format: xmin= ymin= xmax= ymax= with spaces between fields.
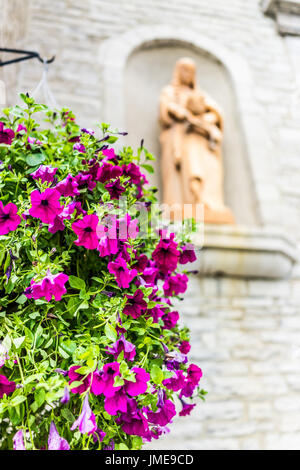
xmin=159 ymin=57 xmax=235 ymax=224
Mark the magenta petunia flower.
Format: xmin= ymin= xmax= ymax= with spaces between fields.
xmin=68 ymin=366 xmax=92 ymax=394
xmin=0 ymin=201 xmax=21 ymax=235
xmin=104 ymin=389 xmax=128 ymax=416
xmin=163 ymin=273 xmax=188 ymax=297
xmin=91 ymin=362 xmax=121 ymax=398
xmin=96 ymin=161 xmax=122 ymax=183
xmin=118 ymin=214 xmax=139 ymax=241
xmin=55 ymin=174 xmax=80 ymax=197
xmin=162 ymin=370 xmax=185 ymax=392
xmin=108 ymin=256 xmax=137 ymax=289
xmin=180 ymin=364 xmax=203 ymax=398
xmin=29 ymin=188 xmax=63 ymax=224
xmin=105 ymin=179 xmax=126 ymax=199
xmin=117 ymin=399 xmax=150 ymax=438
xmin=71 ymin=394 xmax=97 ymax=435
xmin=17 ymin=123 xmax=27 ymax=134
xmin=13 ymin=430 xmax=26 ymax=450
xmin=165 ymin=351 xmax=188 ymax=371
xmin=179 ymin=340 xmax=191 ymax=355
xmin=48 ymin=422 xmax=70 ymax=450
xmin=106 ymin=335 xmax=136 ymax=361
xmin=0 ymin=374 xmax=16 ymax=398
xmin=123 ymin=289 xmax=147 ymax=319
xmin=121 ymin=163 xmax=143 ymax=185
xmin=152 ymin=233 xmax=180 ymax=274
xmin=102 ymin=148 xmax=116 ymax=160
xmin=30 ymin=165 xmax=58 ymax=184
xmin=73 ymin=142 xmax=86 ymax=153
xmin=96 ymin=221 xmax=119 ymax=257
xmin=26 ymin=271 xmax=69 ymax=302
xmin=179 ymin=398 xmax=196 ymax=417
xmin=72 ymin=214 xmax=99 ymax=250
xmin=162 ymin=311 xmax=179 ymax=330
xmin=0 ymin=122 xmax=15 ymax=145
xmin=124 ymin=367 xmax=150 ymax=397
xmin=147 ymin=399 xmax=176 ymax=426
xmin=179 ymin=244 xmax=197 ymax=264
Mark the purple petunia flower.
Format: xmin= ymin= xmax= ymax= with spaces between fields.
xmin=179 ymin=244 xmax=197 ymax=264
xmin=48 ymin=422 xmax=70 ymax=450
xmin=123 ymin=289 xmax=147 ymax=319
xmin=179 ymin=340 xmax=191 ymax=355
xmin=60 ymin=386 xmax=70 ymax=404
xmin=163 ymin=273 xmax=188 ymax=297
xmin=105 ymin=179 xmax=125 ymax=199
xmin=147 ymin=399 xmax=176 ymax=426
xmin=179 ymin=398 xmax=196 ymax=417
xmin=29 ymin=188 xmax=63 ymax=224
xmin=108 ymin=256 xmax=137 ymax=289
xmin=179 ymin=364 xmax=202 ymax=398
xmin=13 ymin=430 xmax=26 ymax=450
xmin=30 ymin=165 xmax=58 ymax=184
xmin=0 ymin=122 xmax=15 ymax=145
xmin=0 ymin=374 xmax=16 ymax=398
xmin=71 ymin=394 xmax=97 ymax=435
xmin=68 ymin=366 xmax=92 ymax=395
xmin=124 ymin=367 xmax=150 ymax=397
xmin=91 ymin=362 xmax=121 ymax=398
xmin=96 ymin=161 xmax=122 ymax=183
xmin=0 ymin=201 xmax=21 ymax=236
xmin=162 ymin=370 xmax=185 ymax=392
xmin=73 ymin=142 xmax=86 ymax=153
xmin=162 ymin=311 xmax=179 ymax=330
xmin=55 ymin=174 xmax=80 ymax=197
xmin=72 ymin=214 xmax=99 ymax=250
xmin=121 ymin=163 xmax=143 ymax=185
xmin=104 ymin=389 xmax=128 ymax=416
xmin=152 ymin=232 xmax=180 ymax=275
xmin=25 ymin=271 xmax=69 ymax=302
xmin=106 ymin=335 xmax=136 ymax=361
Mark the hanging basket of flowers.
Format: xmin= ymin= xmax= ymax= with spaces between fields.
xmin=0 ymin=94 xmax=204 ymax=450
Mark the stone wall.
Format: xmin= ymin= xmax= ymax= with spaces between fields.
xmin=1 ymin=0 xmax=300 ymax=450
xmin=147 ymin=275 xmax=300 ymax=450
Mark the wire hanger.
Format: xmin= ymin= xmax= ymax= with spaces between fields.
xmin=0 ymin=48 xmax=55 ymax=67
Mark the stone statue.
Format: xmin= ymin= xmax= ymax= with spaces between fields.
xmin=159 ymin=57 xmax=235 ymax=224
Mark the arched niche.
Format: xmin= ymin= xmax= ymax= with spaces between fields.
xmin=99 ymin=26 xmax=261 ymax=226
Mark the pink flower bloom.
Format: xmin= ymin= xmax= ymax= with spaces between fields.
xmin=30 ymin=165 xmax=58 ymax=184
xmin=132 ymin=254 xmax=148 ymax=273
xmin=55 ymin=174 xmax=80 ymax=197
xmin=13 ymin=430 xmax=26 ymax=450
xmin=0 ymin=122 xmax=15 ymax=145
xmin=124 ymin=367 xmax=150 ymax=397
xmin=72 ymin=214 xmax=99 ymax=250
xmin=71 ymin=395 xmax=97 ymax=435
xmin=106 ymin=335 xmax=136 ymax=361
xmin=123 ymin=289 xmax=147 ymax=319
xmin=122 ymin=163 xmax=143 ymax=185
xmin=73 ymin=142 xmax=86 ymax=153
xmin=117 ymin=399 xmax=150 ymax=438
xmin=26 ymin=271 xmax=69 ymax=302
xmin=96 ymin=161 xmax=122 ymax=183
xmin=102 ymin=148 xmax=116 ymax=160
xmin=163 ymin=273 xmax=188 ymax=297
xmin=147 ymin=399 xmax=176 ymax=426
xmin=162 ymin=311 xmax=179 ymax=330
xmin=0 ymin=374 xmax=16 ymax=398
xmin=27 ymin=136 xmax=42 ymax=146
xmin=105 ymin=179 xmax=125 ymax=199
xmin=152 ymin=233 xmax=180 ymax=274
xmin=104 ymin=389 xmax=128 ymax=415
xmin=179 ymin=399 xmax=196 ymax=417
xmin=48 ymin=202 xmax=77 ymax=234
xmin=48 ymin=422 xmax=70 ymax=450
xmin=17 ymin=124 xmax=27 ymax=134
xmin=91 ymin=362 xmax=121 ymax=398
xmin=68 ymin=366 xmax=92 ymax=394
xmin=29 ymin=188 xmax=63 ymax=224
xmin=96 ymin=221 xmax=119 ymax=257
xmin=118 ymin=214 xmax=139 ymax=241
xmin=108 ymin=256 xmax=137 ymax=289
xmin=162 ymin=370 xmax=185 ymax=392
xmin=146 ymin=305 xmax=165 ymax=323
xmin=141 ymin=263 xmax=159 ymax=286
xmin=179 ymin=244 xmax=197 ymax=264
xmin=180 ymin=364 xmax=203 ymax=398
xmin=179 ymin=341 xmax=191 ymax=355
xmin=0 ymin=201 xmax=21 ymax=235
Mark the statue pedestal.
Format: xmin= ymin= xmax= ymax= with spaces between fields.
xmin=188 ymin=224 xmax=298 ymax=279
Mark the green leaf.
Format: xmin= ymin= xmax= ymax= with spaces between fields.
xmin=141 ymin=163 xmax=154 ymax=174
xmin=34 ymin=388 xmax=46 ymax=408
xmin=104 ymin=323 xmax=117 ymax=342
xmin=13 ymin=336 xmax=25 ymax=350
xmin=2 ymin=334 xmax=11 ymax=352
xmin=68 ymin=276 xmax=86 ymax=290
xmin=150 ymin=364 xmax=163 ymax=385
xmin=61 ymin=408 xmax=75 ymax=422
xmin=25 ymin=153 xmax=45 ymax=166
xmin=10 ymin=396 xmax=27 ymax=407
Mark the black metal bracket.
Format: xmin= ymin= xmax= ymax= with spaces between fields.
xmin=0 ymin=48 xmax=55 ymax=67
